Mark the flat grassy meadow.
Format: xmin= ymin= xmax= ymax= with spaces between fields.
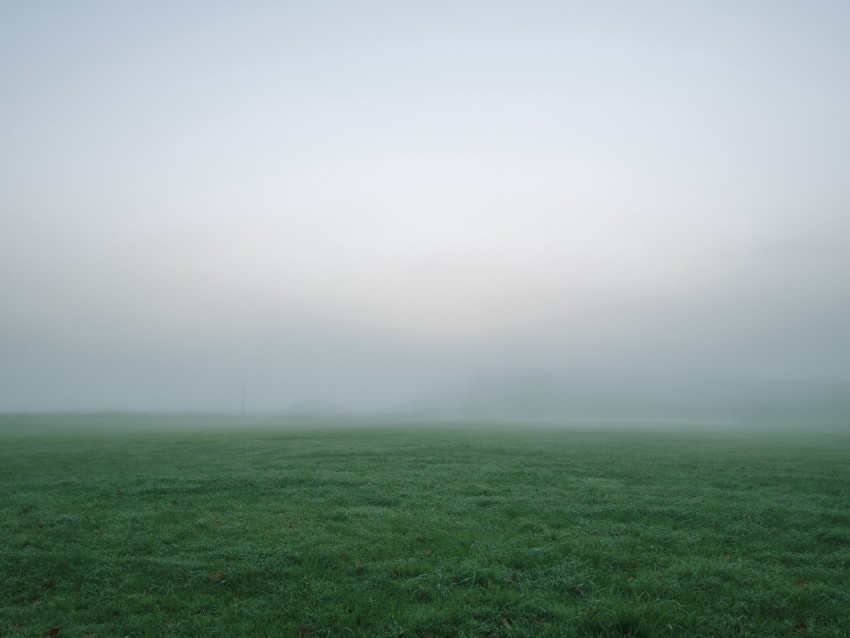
xmin=1 ymin=415 xmax=848 ymax=637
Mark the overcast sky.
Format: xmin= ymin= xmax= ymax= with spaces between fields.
xmin=2 ymin=1 xmax=849 ymax=412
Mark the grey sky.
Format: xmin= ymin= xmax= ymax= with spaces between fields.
xmin=2 ymin=2 xmax=849 ymax=412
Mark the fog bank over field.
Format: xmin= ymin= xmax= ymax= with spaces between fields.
xmin=2 ymin=2 xmax=849 ymax=418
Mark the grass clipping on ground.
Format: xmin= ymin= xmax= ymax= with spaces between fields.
xmin=1 ymin=417 xmax=849 ymax=637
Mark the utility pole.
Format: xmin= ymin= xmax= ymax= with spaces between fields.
xmin=241 ymin=371 xmax=246 ymax=417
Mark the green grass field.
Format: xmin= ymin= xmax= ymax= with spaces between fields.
xmin=1 ymin=415 xmax=848 ymax=637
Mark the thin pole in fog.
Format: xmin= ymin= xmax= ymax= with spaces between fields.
xmin=241 ymin=370 xmax=246 ymax=417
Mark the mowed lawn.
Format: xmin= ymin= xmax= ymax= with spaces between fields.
xmin=1 ymin=416 xmax=848 ymax=637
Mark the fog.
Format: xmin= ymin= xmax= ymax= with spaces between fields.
xmin=2 ymin=2 xmax=849 ymax=420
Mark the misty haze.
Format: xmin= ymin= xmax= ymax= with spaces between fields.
xmin=2 ymin=2 xmax=849 ymax=419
